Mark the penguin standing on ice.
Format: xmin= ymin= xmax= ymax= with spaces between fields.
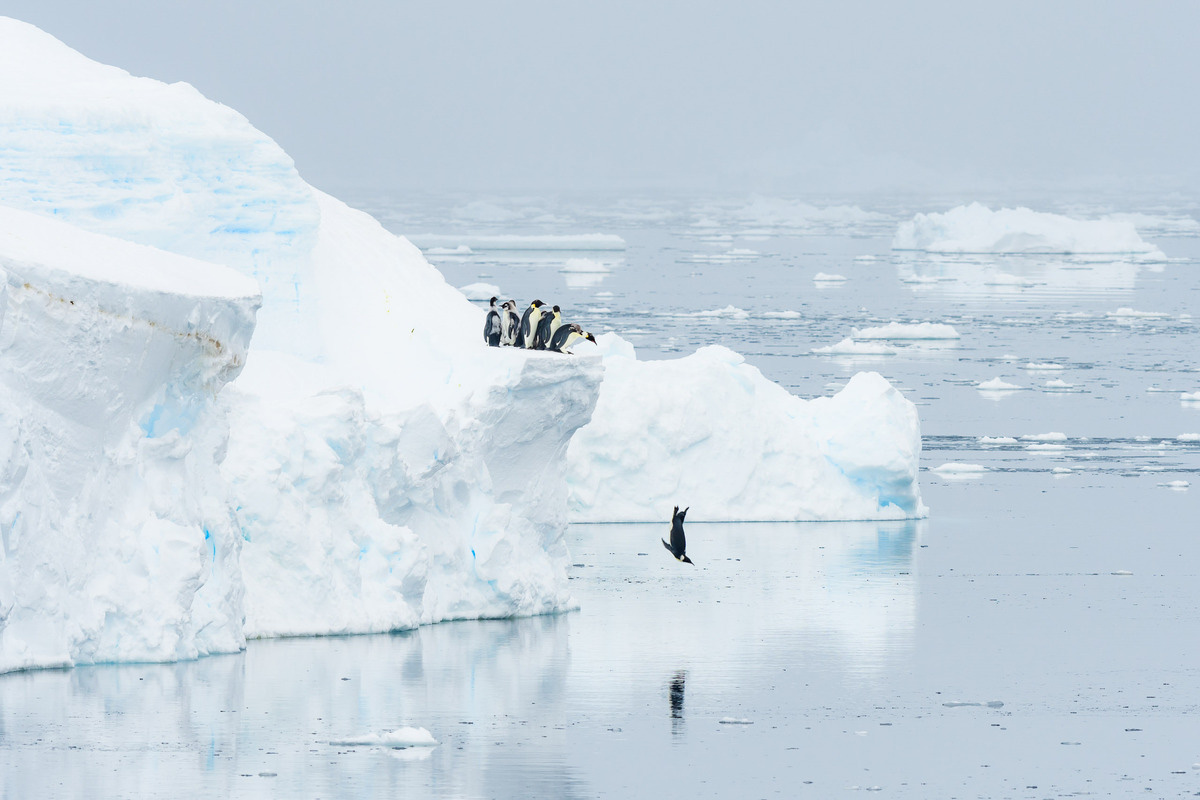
xmin=533 ymin=305 xmax=561 ymax=350
xmin=662 ymin=506 xmax=693 ymax=564
xmin=500 ymin=300 xmax=520 ymax=346
xmin=484 ymin=297 xmax=502 ymax=347
xmin=518 ymin=300 xmax=545 ymax=349
xmin=548 ymin=323 xmax=597 ymax=354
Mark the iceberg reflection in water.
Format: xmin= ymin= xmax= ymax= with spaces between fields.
xmin=0 ymin=519 xmax=918 ymax=799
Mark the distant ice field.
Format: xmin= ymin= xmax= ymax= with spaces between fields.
xmin=351 ymin=193 xmax=1200 ymax=461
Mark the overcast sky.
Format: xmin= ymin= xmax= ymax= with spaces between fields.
xmin=5 ymin=1 xmax=1198 ymax=197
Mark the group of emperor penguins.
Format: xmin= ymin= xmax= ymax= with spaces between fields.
xmin=484 ymin=297 xmax=597 ymax=354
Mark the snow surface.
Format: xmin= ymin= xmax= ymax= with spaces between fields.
xmin=0 ymin=17 xmax=928 ymax=671
xmin=566 ymin=336 xmax=926 ymax=522
xmin=893 ymin=203 xmax=1164 ymax=256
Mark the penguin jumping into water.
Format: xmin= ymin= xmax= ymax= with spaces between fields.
xmin=548 ymin=323 xmax=597 ymax=354
xmin=662 ymin=506 xmax=693 ymax=564
xmin=533 ymin=305 xmax=561 ymax=350
xmin=484 ymin=297 xmax=502 ymax=347
xmin=500 ymin=300 xmax=520 ymax=346
xmin=517 ymin=300 xmax=545 ymax=349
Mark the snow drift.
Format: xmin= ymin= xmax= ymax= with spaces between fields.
xmin=894 ymin=203 xmax=1164 ymax=256
xmin=567 ymin=337 xmax=926 ymax=522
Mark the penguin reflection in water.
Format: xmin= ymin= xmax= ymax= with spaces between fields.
xmin=662 ymin=506 xmax=692 ymax=564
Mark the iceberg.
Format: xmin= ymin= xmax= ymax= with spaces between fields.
xmin=566 ymin=337 xmax=926 ymax=522
xmin=0 ymin=16 xmax=926 ymax=670
xmin=894 ymin=203 xmax=1164 ymax=256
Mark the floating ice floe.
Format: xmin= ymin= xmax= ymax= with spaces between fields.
xmin=1158 ymin=480 xmax=1190 ymax=490
xmin=407 ymin=233 xmax=626 ymax=251
xmin=425 ymin=245 xmax=474 ymax=256
xmin=1052 ymin=467 xmax=1073 ymax=474
xmin=852 ymin=322 xmax=960 ymax=340
xmin=1181 ymin=391 xmax=1200 ymax=402
xmin=1021 ymin=432 xmax=1068 ymax=442
xmin=853 ymin=255 xmax=879 ymax=262
xmin=931 ymin=463 xmax=988 ymax=475
xmin=458 ymin=282 xmax=501 ymax=301
xmin=718 ymin=718 xmax=754 ymax=725
xmin=893 ymin=203 xmax=1165 ymax=256
xmin=759 ymin=310 xmax=802 ymax=319
xmin=1024 ymin=362 xmax=1065 ymax=371
xmin=813 ymin=272 xmax=848 ymax=282
xmin=1178 ymin=433 xmax=1200 ymax=442
xmin=812 ymin=337 xmax=898 ymax=356
xmin=978 ymin=436 xmax=1018 ymax=444
xmin=329 ymin=727 xmax=439 ymax=748
xmin=1108 ymin=307 xmax=1170 ymax=320
xmin=1043 ymin=379 xmax=1077 ymax=391
xmin=977 ymin=378 xmax=1023 ymax=391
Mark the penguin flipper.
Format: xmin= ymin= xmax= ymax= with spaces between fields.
xmin=662 ymin=538 xmax=674 ymax=555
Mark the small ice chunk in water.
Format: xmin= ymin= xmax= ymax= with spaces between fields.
xmin=932 ymin=463 xmax=988 ymax=475
xmin=329 ymin=727 xmax=438 ymax=748
xmin=1022 ymin=432 xmax=1068 ymax=441
xmin=979 ymin=436 xmax=1018 ymax=444
xmin=813 ymin=272 xmax=848 ymax=282
xmin=1052 ymin=467 xmax=1073 ymax=474
xmin=1182 ymin=391 xmax=1200 ymax=402
xmin=458 ymin=282 xmax=501 ymax=301
xmin=812 ymin=337 xmax=898 ymax=355
xmin=1024 ymin=362 xmax=1065 ymax=371
xmin=978 ymin=378 xmax=1023 ymax=391
xmin=1178 ymin=433 xmax=1200 ymax=442
xmin=719 ymin=717 xmax=754 ymax=725
xmin=1158 ymin=480 xmax=1190 ymax=490
xmin=1043 ymin=379 xmax=1076 ymax=391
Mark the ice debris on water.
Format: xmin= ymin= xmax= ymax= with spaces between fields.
xmin=329 ymin=727 xmax=438 ymax=748
xmin=719 ymin=717 xmax=754 ymax=725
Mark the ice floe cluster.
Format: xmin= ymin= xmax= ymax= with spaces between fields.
xmin=0 ymin=17 xmax=926 ymax=672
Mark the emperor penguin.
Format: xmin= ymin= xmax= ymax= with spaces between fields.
xmin=519 ymin=300 xmax=546 ymax=349
xmin=548 ymin=323 xmax=597 ymax=354
xmin=662 ymin=506 xmax=692 ymax=564
xmin=484 ymin=297 xmax=502 ymax=347
xmin=500 ymin=300 xmax=520 ymax=346
xmin=533 ymin=305 xmax=561 ymax=350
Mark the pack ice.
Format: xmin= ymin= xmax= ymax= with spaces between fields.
xmin=0 ymin=17 xmax=924 ymax=672
xmin=893 ymin=203 xmax=1164 ymax=256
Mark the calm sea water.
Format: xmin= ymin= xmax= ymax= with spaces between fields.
xmin=2 ymin=193 xmax=1198 ymax=798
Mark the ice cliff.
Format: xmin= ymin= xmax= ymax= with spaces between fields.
xmin=894 ymin=203 xmax=1164 ymax=256
xmin=0 ymin=17 xmax=924 ymax=672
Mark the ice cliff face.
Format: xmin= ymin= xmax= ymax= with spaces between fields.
xmin=0 ymin=206 xmax=260 ymax=672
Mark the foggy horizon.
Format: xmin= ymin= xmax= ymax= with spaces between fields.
xmin=5 ymin=1 xmax=1199 ymax=199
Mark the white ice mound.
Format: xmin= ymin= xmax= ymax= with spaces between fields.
xmin=0 ymin=18 xmax=604 ymax=672
xmin=566 ymin=336 xmax=926 ymax=522
xmin=0 ymin=205 xmax=261 ymax=673
xmin=893 ymin=203 xmax=1164 ymax=256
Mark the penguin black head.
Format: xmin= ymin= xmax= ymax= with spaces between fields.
xmin=553 ymin=305 xmax=560 ymax=313
xmin=489 ymin=296 xmax=497 ymax=306
xmin=532 ymin=299 xmax=544 ymax=307
xmin=585 ymin=333 xmax=596 ymax=344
